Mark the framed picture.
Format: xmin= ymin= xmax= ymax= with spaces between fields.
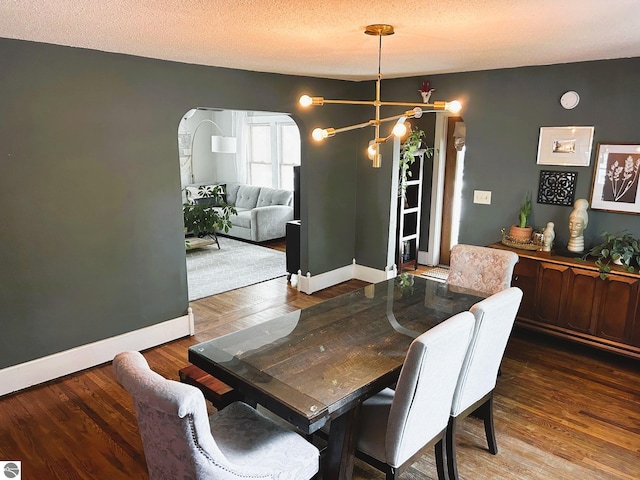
xmin=536 ymin=126 xmax=595 ymax=166
xmin=590 ymin=143 xmax=640 ymax=214
xmin=537 ymin=170 xmax=577 ymax=206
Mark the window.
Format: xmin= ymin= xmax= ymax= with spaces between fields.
xmin=247 ymin=115 xmax=300 ymax=190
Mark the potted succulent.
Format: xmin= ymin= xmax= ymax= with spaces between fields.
xmin=508 ymin=192 xmax=533 ymax=243
xmin=399 ymin=126 xmax=433 ymax=197
xmin=583 ymin=231 xmax=640 ymax=279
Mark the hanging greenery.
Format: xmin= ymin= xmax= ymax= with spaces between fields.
xmin=399 ymin=127 xmax=433 ymax=196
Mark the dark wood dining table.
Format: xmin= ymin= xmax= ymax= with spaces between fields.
xmin=188 ymin=274 xmax=485 ymax=480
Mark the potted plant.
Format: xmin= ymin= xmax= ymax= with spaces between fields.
xmin=508 ymin=192 xmax=533 ymax=243
xmin=183 ymin=185 xmax=236 ymax=246
xmin=583 ymin=231 xmax=640 ymax=279
xmin=399 ymin=126 xmax=433 ymax=197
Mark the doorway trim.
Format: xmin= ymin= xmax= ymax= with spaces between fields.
xmin=422 ymin=113 xmax=449 ymax=266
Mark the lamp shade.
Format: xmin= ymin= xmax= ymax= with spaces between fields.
xmin=211 ymin=135 xmax=237 ymax=154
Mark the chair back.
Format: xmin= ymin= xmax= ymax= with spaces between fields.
xmin=447 ymin=244 xmax=518 ymax=295
xmin=450 ymin=287 xmax=523 ymax=416
xmin=113 ymin=351 xmax=238 ymax=480
xmin=385 ymin=311 xmax=475 ymax=467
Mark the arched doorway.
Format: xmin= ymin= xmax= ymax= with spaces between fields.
xmin=178 ymin=107 xmax=302 ymax=300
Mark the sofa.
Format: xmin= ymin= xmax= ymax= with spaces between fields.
xmin=184 ymin=182 xmax=293 ymax=242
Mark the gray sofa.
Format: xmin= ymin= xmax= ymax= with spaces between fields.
xmin=218 ymin=183 xmax=293 ymax=242
xmin=184 ymin=182 xmax=293 ymax=242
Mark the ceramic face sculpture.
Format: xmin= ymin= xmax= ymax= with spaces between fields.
xmin=567 ymin=199 xmax=589 ymax=252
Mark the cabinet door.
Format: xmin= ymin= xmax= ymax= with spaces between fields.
xmin=512 ymin=257 xmax=538 ymax=321
xmin=595 ymin=275 xmax=639 ymax=343
xmin=535 ymin=262 xmax=570 ymax=325
xmin=562 ymin=268 xmax=601 ymax=333
xmin=631 ymin=297 xmax=640 ymax=348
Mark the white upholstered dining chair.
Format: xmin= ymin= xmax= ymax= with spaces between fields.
xmin=353 ymin=311 xmax=475 ymax=480
xmin=445 ymin=287 xmax=523 ymax=480
xmin=113 ymin=351 xmax=319 ymax=480
xmin=446 ymin=244 xmax=519 ymax=295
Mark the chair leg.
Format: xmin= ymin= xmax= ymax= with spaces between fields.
xmin=385 ymin=469 xmax=399 ymax=480
xmin=435 ymin=437 xmax=450 ymax=480
xmin=445 ymin=417 xmax=458 ymax=480
xmin=480 ymin=395 xmax=498 ymax=455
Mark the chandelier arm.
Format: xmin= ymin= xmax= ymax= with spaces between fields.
xmin=330 ymin=120 xmax=377 ymax=135
xmin=377 ymin=101 xmax=444 ymax=108
xmin=377 ymin=111 xmax=419 ymax=125
xmin=321 ymin=99 xmax=377 ymax=106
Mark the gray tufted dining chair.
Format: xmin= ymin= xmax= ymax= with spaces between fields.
xmin=352 ymin=311 xmax=475 ymax=480
xmin=446 ymin=287 xmax=523 ymax=480
xmin=113 ymin=351 xmax=319 ymax=480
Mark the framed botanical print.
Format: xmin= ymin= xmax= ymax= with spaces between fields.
xmin=536 ymin=126 xmax=594 ymax=166
xmin=590 ymin=143 xmax=640 ymax=214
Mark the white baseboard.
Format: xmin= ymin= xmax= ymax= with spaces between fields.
xmin=297 ymin=262 xmax=390 ymax=294
xmin=0 ymin=308 xmax=194 ymax=397
xmin=353 ymin=263 xmax=394 ymax=284
xmin=297 ymin=265 xmax=354 ymax=294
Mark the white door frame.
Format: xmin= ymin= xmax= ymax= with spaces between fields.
xmin=421 ymin=112 xmax=449 ymax=267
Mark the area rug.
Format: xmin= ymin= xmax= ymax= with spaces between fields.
xmin=186 ymin=236 xmax=286 ymax=301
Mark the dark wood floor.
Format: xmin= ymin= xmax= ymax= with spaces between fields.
xmin=1 ymin=250 xmax=639 ymax=479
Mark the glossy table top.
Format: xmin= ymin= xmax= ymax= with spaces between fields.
xmin=188 ymin=275 xmax=484 ymax=432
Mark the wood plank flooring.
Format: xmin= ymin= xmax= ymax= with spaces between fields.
xmin=1 ymin=257 xmax=638 ymax=479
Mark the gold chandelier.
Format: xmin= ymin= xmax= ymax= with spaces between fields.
xmin=299 ymin=24 xmax=462 ymax=168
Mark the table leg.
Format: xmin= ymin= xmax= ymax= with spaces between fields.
xmin=207 ymin=232 xmax=220 ymax=249
xmin=323 ymin=404 xmax=360 ymax=480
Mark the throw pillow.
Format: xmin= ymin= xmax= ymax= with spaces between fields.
xmin=185 ymin=184 xmax=227 ymax=206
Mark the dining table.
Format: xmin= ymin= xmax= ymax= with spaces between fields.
xmin=188 ymin=274 xmax=485 ymax=480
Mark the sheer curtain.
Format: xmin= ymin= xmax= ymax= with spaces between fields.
xmin=234 ymin=111 xmax=249 ymax=184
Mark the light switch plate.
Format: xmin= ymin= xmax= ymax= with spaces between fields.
xmin=474 ymin=190 xmax=492 ymax=204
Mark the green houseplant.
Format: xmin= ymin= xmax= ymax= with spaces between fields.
xmin=399 ymin=126 xmax=433 ymax=196
xmin=183 ymin=185 xmax=236 ymax=246
xmin=508 ymin=192 xmax=533 ymax=243
xmin=584 ymin=231 xmax=640 ymax=279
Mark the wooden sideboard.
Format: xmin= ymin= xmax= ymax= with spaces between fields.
xmin=490 ymin=242 xmax=640 ymax=359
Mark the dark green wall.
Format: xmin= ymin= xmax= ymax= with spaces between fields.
xmin=0 ymin=38 xmax=366 ymax=368
xmin=2 ymin=36 xmax=639 ymax=370
xmin=353 ymin=128 xmax=396 ymax=269
xmin=383 ymin=58 xmax=640 ymax=251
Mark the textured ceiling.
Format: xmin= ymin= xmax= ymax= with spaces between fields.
xmin=1 ymin=0 xmax=640 ymax=80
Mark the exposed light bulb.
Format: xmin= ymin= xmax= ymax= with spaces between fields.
xmin=446 ymin=100 xmax=462 ymax=114
xmin=312 ymin=128 xmax=326 ymax=141
xmin=299 ymin=95 xmax=313 ymax=107
xmin=367 ymin=141 xmax=378 ymax=157
xmin=367 ymin=141 xmax=382 ymax=167
xmin=392 ymin=117 xmax=408 ymax=137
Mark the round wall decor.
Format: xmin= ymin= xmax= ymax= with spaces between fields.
xmin=560 ymin=91 xmax=580 ymax=109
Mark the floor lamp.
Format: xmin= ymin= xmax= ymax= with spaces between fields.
xmin=188 ymin=117 xmax=237 ymax=184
